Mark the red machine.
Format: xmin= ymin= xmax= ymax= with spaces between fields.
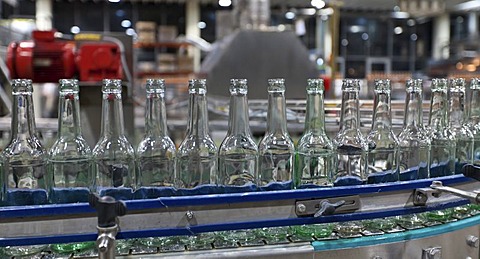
xmin=7 ymin=30 xmax=123 ymax=83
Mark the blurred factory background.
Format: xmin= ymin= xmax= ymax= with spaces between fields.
xmin=0 ymin=0 xmax=479 ymax=145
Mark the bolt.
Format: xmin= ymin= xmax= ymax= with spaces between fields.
xmin=467 ymin=235 xmax=479 ymax=248
xmin=186 ymin=211 xmax=195 ymax=220
xmin=297 ymin=203 xmax=307 ymax=213
xmin=416 ymin=192 xmax=427 ymax=204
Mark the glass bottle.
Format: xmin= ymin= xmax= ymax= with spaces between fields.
xmin=218 ymin=79 xmax=257 ymax=186
xmin=92 ymin=79 xmax=136 ymax=193
xmin=467 ymin=78 xmax=480 ymax=164
xmin=427 ymin=78 xmax=455 ymax=177
xmin=295 ymin=79 xmax=335 ymax=187
xmin=449 ymin=78 xmax=474 ymax=173
xmin=397 ymin=79 xmax=430 ymax=180
xmin=48 ymin=79 xmax=93 ymax=203
xmin=137 ymin=79 xmax=176 ymax=187
xmin=176 ymin=79 xmax=217 ymax=188
xmin=366 ymin=79 xmax=399 ymax=183
xmin=333 ymin=79 xmax=368 ymax=186
xmin=257 ymin=78 xmax=295 ymax=187
xmin=2 ymin=79 xmax=47 ymax=203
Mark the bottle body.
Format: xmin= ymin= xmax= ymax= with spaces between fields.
xmin=427 ymin=78 xmax=455 ymax=177
xmin=2 ymin=79 xmax=47 ymax=204
xmin=257 ymin=79 xmax=295 ymax=187
xmin=137 ymin=79 xmax=176 ymax=187
xmin=397 ymin=79 xmax=430 ymax=180
xmin=366 ymin=79 xmax=399 ymax=183
xmin=92 ymin=79 xmax=136 ymax=193
xmin=449 ymin=78 xmax=474 ymax=173
xmin=48 ymin=79 xmax=93 ymax=202
xmin=467 ymin=78 xmax=480 ymax=164
xmin=333 ymin=79 xmax=368 ymax=185
xmin=218 ymin=79 xmax=257 ymax=186
xmin=295 ymin=79 xmax=335 ymax=187
xmin=176 ymin=79 xmax=217 ymax=188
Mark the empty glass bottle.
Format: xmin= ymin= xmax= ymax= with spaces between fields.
xmin=449 ymin=78 xmax=474 ymax=173
xmin=333 ymin=79 xmax=368 ymax=185
xmin=295 ymin=79 xmax=335 ymax=187
xmin=2 ymin=79 xmax=47 ymax=203
xmin=427 ymin=78 xmax=455 ymax=177
xmin=137 ymin=79 xmax=176 ymax=187
xmin=366 ymin=79 xmax=399 ymax=183
xmin=218 ymin=79 xmax=257 ymax=186
xmin=176 ymin=79 xmax=217 ymax=188
xmin=48 ymin=79 xmax=93 ymax=203
xmin=397 ymin=79 xmax=430 ymax=180
xmin=467 ymin=78 xmax=480 ymax=164
xmin=257 ymin=79 xmax=295 ymax=187
xmin=92 ymin=79 xmax=136 ymax=193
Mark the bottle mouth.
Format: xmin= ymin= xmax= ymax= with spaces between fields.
xmin=405 ymin=79 xmax=423 ymax=93
xmin=449 ymin=78 xmax=465 ymax=92
xmin=11 ymin=79 xmax=33 ymax=94
xmin=102 ymin=79 xmax=122 ymax=93
xmin=267 ymin=78 xmax=285 ymax=92
xmin=230 ymin=79 xmax=248 ymax=95
xmin=188 ymin=79 xmax=207 ymax=94
xmin=59 ymin=79 xmax=79 ymax=92
xmin=373 ymin=79 xmax=391 ymax=92
xmin=306 ymin=79 xmax=324 ymax=93
xmin=470 ymin=78 xmax=480 ymax=90
xmin=146 ymin=79 xmax=165 ymax=94
xmin=341 ymin=79 xmax=360 ymax=91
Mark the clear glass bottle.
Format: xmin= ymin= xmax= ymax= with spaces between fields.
xmin=449 ymin=78 xmax=474 ymax=173
xmin=467 ymin=78 xmax=480 ymax=164
xmin=218 ymin=79 xmax=257 ymax=186
xmin=333 ymin=79 xmax=368 ymax=185
xmin=176 ymin=79 xmax=217 ymax=188
xmin=2 ymin=79 xmax=47 ymax=201
xmin=366 ymin=79 xmax=399 ymax=183
xmin=427 ymin=78 xmax=455 ymax=177
xmin=48 ymin=79 xmax=93 ymax=203
xmin=92 ymin=79 xmax=136 ymax=193
xmin=1 ymin=79 xmax=48 ymax=255
xmin=397 ymin=79 xmax=430 ymax=180
xmin=295 ymin=79 xmax=335 ymax=187
xmin=137 ymin=79 xmax=176 ymax=187
xmin=257 ymin=78 xmax=295 ymax=187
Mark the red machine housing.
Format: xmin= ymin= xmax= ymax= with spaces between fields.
xmin=7 ymin=30 xmax=76 ymax=83
xmin=76 ymin=43 xmax=123 ymax=82
xmin=7 ymin=30 xmax=123 ymax=83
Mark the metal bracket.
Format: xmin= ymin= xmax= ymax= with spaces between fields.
xmin=414 ymin=181 xmax=480 ymax=206
xmin=295 ymin=195 xmax=360 ymax=217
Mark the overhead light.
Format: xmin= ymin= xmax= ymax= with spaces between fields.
xmin=394 ymin=26 xmax=403 ymax=34
xmin=285 ymin=11 xmax=295 ymax=20
xmin=311 ymin=0 xmax=325 ymax=9
xmin=109 ymin=0 xmax=120 ymax=2
xmin=455 ymin=0 xmax=480 ymax=11
xmin=70 ymin=26 xmax=80 ymax=34
xmin=391 ymin=11 xmax=410 ymax=19
xmin=218 ymin=0 xmax=231 ymax=7
xmin=126 ymin=28 xmax=135 ymax=36
xmin=121 ymin=20 xmax=131 ymax=28
xmin=197 ymin=21 xmax=206 ymax=29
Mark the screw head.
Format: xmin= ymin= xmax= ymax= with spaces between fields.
xmin=467 ymin=235 xmax=479 ymax=248
xmin=297 ymin=203 xmax=307 ymax=213
xmin=186 ymin=211 xmax=195 ymax=220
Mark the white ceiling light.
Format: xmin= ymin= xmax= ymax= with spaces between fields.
xmin=394 ymin=26 xmax=403 ymax=34
xmin=126 ymin=28 xmax=135 ymax=36
xmin=218 ymin=0 xmax=231 ymax=7
xmin=285 ymin=11 xmax=295 ymax=20
xmin=121 ymin=20 xmax=131 ymax=28
xmin=109 ymin=0 xmax=120 ymax=3
xmin=197 ymin=21 xmax=206 ymax=29
xmin=70 ymin=26 xmax=80 ymax=34
xmin=311 ymin=0 xmax=326 ymax=9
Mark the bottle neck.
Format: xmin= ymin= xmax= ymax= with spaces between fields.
xmin=11 ymin=94 xmax=37 ymax=139
xmin=404 ymin=91 xmax=423 ymax=128
xmin=339 ymin=90 xmax=361 ymax=131
xmin=100 ymin=92 xmax=125 ymax=137
xmin=449 ymin=91 xmax=466 ymax=127
xmin=304 ymin=91 xmax=326 ymax=134
xmin=469 ymin=89 xmax=480 ymax=124
xmin=186 ymin=91 xmax=209 ymax=137
xmin=145 ymin=92 xmax=168 ymax=137
xmin=266 ymin=91 xmax=288 ymax=134
xmin=57 ymin=92 xmax=82 ymax=138
xmin=371 ymin=91 xmax=392 ymax=130
xmin=228 ymin=93 xmax=251 ymax=136
xmin=428 ymin=91 xmax=448 ymax=129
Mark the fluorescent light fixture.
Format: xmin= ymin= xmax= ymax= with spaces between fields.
xmin=455 ymin=0 xmax=480 ymax=11
xmin=311 ymin=0 xmax=326 ymax=9
xmin=109 ymin=0 xmax=121 ymax=2
xmin=391 ymin=11 xmax=410 ymax=19
xmin=218 ymin=0 xmax=231 ymax=7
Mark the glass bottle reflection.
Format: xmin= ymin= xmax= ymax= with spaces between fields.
xmin=333 ymin=79 xmax=368 ymax=185
xmin=136 ymin=79 xmax=176 ymax=187
xmin=48 ymin=79 xmax=93 ymax=202
xmin=257 ymin=79 xmax=295 ymax=187
xmin=449 ymin=78 xmax=474 ymax=173
xmin=295 ymin=79 xmax=335 ymax=187
xmin=467 ymin=78 xmax=480 ymax=164
xmin=176 ymin=79 xmax=217 ymax=188
xmin=92 ymin=79 xmax=136 ymax=193
xmin=427 ymin=78 xmax=455 ymax=177
xmin=366 ymin=79 xmax=399 ymax=183
xmin=397 ymin=79 xmax=430 ymax=180
xmin=218 ymin=79 xmax=257 ymax=186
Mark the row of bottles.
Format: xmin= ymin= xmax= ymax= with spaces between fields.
xmin=1 ymin=77 xmax=479 ymax=205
